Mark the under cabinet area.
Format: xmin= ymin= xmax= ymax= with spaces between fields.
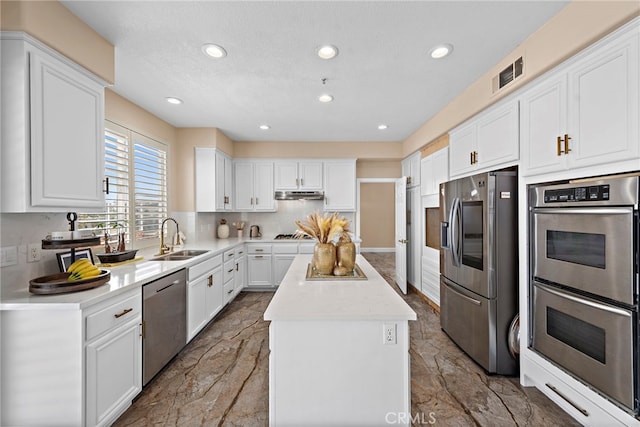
xmin=187 ymin=255 xmax=223 ymax=341
xmin=519 ymin=22 xmax=639 ymax=177
xmin=1 ymin=32 xmax=107 ymax=212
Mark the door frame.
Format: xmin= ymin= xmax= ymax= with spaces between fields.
xmin=355 ymin=178 xmax=397 ymax=252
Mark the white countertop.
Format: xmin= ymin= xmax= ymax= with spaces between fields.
xmin=0 ymin=238 xmax=246 ymax=310
xmin=264 ymin=254 xmax=417 ymax=321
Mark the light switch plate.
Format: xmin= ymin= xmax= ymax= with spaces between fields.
xmin=1 ymin=246 xmax=18 ymax=267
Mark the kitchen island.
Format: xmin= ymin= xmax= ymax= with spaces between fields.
xmin=264 ymin=254 xmax=416 ymax=426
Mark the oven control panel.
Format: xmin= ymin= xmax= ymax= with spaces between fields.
xmin=544 ymin=184 xmax=610 ymax=203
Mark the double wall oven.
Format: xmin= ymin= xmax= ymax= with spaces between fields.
xmin=529 ymin=173 xmax=639 ymax=414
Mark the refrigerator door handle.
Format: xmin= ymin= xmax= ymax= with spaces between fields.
xmin=440 ymin=221 xmax=450 ymax=249
xmin=450 ymin=197 xmax=462 ymax=266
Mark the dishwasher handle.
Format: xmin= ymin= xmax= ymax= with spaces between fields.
xmin=156 ymin=280 xmax=180 ymax=293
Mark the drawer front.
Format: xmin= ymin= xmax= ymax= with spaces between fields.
xmin=188 ymin=255 xmax=222 ymax=281
xmin=223 ymin=249 xmax=235 ymax=262
xmin=235 ymin=247 xmax=246 ymax=259
xmin=273 ymin=243 xmax=298 ymax=254
xmin=223 ymin=259 xmax=235 ymax=283
xmin=86 ymin=291 xmax=142 ymax=341
xmin=223 ymin=279 xmax=235 ymax=304
xmin=247 ymin=244 xmax=272 ymax=254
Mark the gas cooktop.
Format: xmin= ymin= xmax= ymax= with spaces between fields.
xmin=274 ymin=233 xmax=312 ymax=240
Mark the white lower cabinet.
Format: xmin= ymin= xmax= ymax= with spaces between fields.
xmin=234 ymin=248 xmax=247 ymax=298
xmin=247 ymin=244 xmax=273 ymax=288
xmin=273 ymin=244 xmax=298 ymax=286
xmin=223 ymin=249 xmax=236 ymax=304
xmin=84 ymin=288 xmax=143 ymax=427
xmin=187 ymin=255 xmax=223 ymax=341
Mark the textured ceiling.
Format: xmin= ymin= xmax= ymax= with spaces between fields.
xmin=62 ymin=1 xmax=569 ymax=142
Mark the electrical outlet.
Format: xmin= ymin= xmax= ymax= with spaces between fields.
xmin=383 ymin=323 xmax=396 ymax=345
xmin=27 ymin=243 xmax=41 ymax=262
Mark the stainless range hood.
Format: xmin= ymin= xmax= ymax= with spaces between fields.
xmin=274 ymin=190 xmax=324 ymax=200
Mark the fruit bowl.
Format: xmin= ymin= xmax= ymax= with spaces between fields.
xmin=29 ymin=270 xmax=110 ymax=295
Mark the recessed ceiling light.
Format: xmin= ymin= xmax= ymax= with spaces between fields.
xmin=317 ymin=45 xmax=339 ymax=60
xmin=430 ymin=44 xmax=453 ymax=59
xmin=166 ymin=97 xmax=183 ymax=105
xmin=318 ymin=94 xmax=334 ymax=103
xmin=259 ymin=124 xmax=270 ymax=130
xmin=378 ymin=124 xmax=388 ymax=130
xmin=202 ymin=43 xmax=227 ymax=58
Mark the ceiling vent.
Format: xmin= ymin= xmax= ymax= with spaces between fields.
xmin=492 ymin=57 xmax=523 ymax=94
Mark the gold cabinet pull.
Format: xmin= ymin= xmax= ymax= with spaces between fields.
xmin=474 ymin=151 xmax=478 ymax=164
xmin=470 ymin=151 xmax=474 ymax=165
xmin=564 ymin=134 xmax=571 ymax=154
xmin=114 ymin=308 xmax=133 ymax=319
xmin=557 ymin=136 xmax=563 ymax=156
xmin=208 ymin=274 xmax=213 ymax=287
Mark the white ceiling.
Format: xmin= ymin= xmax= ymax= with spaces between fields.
xmin=62 ymin=1 xmax=569 ymax=143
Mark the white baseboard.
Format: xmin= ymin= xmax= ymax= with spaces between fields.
xmin=360 ymin=247 xmax=395 ymax=253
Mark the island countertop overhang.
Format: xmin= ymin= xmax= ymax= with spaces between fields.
xmin=264 ymin=254 xmax=417 ymax=322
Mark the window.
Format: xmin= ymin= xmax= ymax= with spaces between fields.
xmin=79 ymin=121 xmax=168 ymax=250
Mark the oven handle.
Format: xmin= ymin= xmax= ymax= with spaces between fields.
xmin=535 ymin=282 xmax=632 ymax=317
xmin=532 ymin=207 xmax=632 ymax=215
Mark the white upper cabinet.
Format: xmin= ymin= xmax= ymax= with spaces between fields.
xmin=401 ymin=152 xmax=421 ymax=188
xmin=449 ymin=99 xmax=519 ymax=178
xmin=1 ymin=33 xmax=107 ymax=212
xmin=520 ymin=20 xmax=639 ymax=176
xmin=274 ymin=160 xmax=323 ymax=190
xmin=323 ymin=159 xmax=356 ymax=211
xmin=234 ymin=161 xmax=275 ymax=211
xmin=420 ymin=147 xmax=449 ymax=198
xmin=195 ymin=148 xmax=233 ymax=211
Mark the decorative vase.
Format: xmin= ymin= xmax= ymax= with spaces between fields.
xmin=336 ymin=241 xmax=356 ymax=271
xmin=217 ymin=223 xmax=229 ymax=239
xmin=313 ymin=242 xmax=336 ymax=275
xmin=237 ymin=229 xmax=243 ymax=239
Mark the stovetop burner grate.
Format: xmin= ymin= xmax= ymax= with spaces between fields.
xmin=274 ymin=233 xmax=312 ymax=240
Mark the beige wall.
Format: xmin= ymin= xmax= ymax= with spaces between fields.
xmin=404 ymin=0 xmax=640 ymax=155
xmin=0 ymin=0 xmax=115 ymax=83
xmin=360 ymin=182 xmax=395 ymax=249
xmin=357 ymin=160 xmax=401 ymax=179
xmin=234 ymin=141 xmax=402 ymax=160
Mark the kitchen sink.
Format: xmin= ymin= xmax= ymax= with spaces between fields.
xmin=151 ymin=249 xmax=209 ymax=261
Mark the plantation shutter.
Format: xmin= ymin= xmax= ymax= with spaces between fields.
xmin=78 ymin=121 xmax=130 ymax=247
xmin=132 ymin=132 xmax=168 ymax=244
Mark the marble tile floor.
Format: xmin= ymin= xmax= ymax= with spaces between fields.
xmin=114 ymin=253 xmax=579 ymax=427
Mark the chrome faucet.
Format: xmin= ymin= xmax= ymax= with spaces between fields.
xmin=159 ymin=217 xmax=180 ymax=255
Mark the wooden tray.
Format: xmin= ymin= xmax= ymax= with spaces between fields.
xmin=96 ymin=250 xmax=138 ymax=264
xmin=29 ymin=270 xmax=110 ymax=295
xmin=305 ymin=264 xmax=367 ymax=281
xmin=42 ymin=236 xmax=101 ymax=249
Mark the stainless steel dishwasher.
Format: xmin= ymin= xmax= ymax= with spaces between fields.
xmin=143 ymin=268 xmax=187 ymax=386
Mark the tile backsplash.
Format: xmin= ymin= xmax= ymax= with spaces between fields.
xmin=0 ymin=203 xmax=354 ymax=296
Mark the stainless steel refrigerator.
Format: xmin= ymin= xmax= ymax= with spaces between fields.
xmin=440 ymin=169 xmax=519 ymax=375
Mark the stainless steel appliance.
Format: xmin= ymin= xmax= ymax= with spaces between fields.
xmin=529 ymin=173 xmax=639 ymax=413
xmin=274 ymin=190 xmax=324 ymax=200
xmin=143 ymin=269 xmax=187 ymax=386
xmin=249 ymin=225 xmax=262 ymax=239
xmin=440 ymin=169 xmax=519 ymax=375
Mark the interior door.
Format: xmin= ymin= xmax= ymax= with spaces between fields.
xmin=395 ymin=177 xmax=407 ymax=294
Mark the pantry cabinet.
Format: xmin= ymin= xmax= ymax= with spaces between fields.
xmin=195 ymin=148 xmax=233 ymax=211
xmin=449 ymin=99 xmax=519 ymax=178
xmin=234 ymin=161 xmax=275 ymax=211
xmin=274 ymin=160 xmax=323 ymax=190
xmin=1 ymin=32 xmax=107 ymax=212
xmin=323 ymin=159 xmax=357 ymax=211
xmin=520 ymin=23 xmax=639 ymax=176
